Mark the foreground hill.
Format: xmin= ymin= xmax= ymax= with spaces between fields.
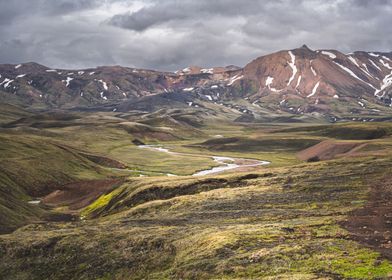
xmin=1 ymin=146 xmax=392 ymax=279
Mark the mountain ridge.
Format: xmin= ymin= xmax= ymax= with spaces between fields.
xmin=0 ymin=46 xmax=391 ymax=120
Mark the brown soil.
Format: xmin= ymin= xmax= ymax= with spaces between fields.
xmin=297 ymin=140 xmax=367 ymax=161
xmin=41 ymin=178 xmax=124 ymax=211
xmin=341 ymin=175 xmax=392 ymax=260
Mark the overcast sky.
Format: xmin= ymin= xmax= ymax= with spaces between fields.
xmin=0 ymin=0 xmax=391 ymax=70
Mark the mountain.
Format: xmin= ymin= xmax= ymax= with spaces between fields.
xmin=240 ymin=45 xmax=392 ymax=114
xmin=0 ymin=45 xmax=391 ymax=121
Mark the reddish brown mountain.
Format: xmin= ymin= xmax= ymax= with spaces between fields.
xmin=233 ymin=45 xmax=392 ymax=114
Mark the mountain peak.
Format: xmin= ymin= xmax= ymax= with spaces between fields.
xmin=300 ymin=44 xmax=312 ymax=51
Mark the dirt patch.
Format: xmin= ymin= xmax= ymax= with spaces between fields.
xmin=42 ymin=179 xmax=124 ymax=210
xmin=341 ymin=175 xmax=392 ymax=260
xmin=297 ymin=140 xmax=367 ymax=161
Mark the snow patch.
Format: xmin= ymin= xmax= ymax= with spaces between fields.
xmin=98 ymin=80 xmax=108 ymax=90
xmin=310 ymin=61 xmax=317 ymax=76
xmin=380 ymin=59 xmax=392 ymax=70
xmin=321 ymin=51 xmax=336 ymax=59
xmin=89 ymin=72 xmax=95 ymax=75
xmin=333 ymin=62 xmax=377 ymax=90
xmin=374 ymin=70 xmax=392 ymax=97
xmin=287 ymin=51 xmax=297 ymax=86
xmin=16 ymin=74 xmax=26 ymax=79
xmin=78 ymin=71 xmax=84 ymax=75
xmin=348 ymin=56 xmax=360 ymax=67
xmin=266 ymin=76 xmax=274 ymax=87
xmin=369 ymin=52 xmax=379 ymax=57
xmin=46 ymin=69 xmax=57 ymax=73
xmin=62 ymin=77 xmax=74 ymax=87
xmin=382 ymin=56 xmax=392 ymax=62
xmin=211 ymin=85 xmax=218 ymax=89
xmin=369 ymin=59 xmax=382 ymax=71
xmin=360 ymin=63 xmax=373 ymax=77
xmin=1 ymin=78 xmax=14 ymax=88
xmin=265 ymin=76 xmax=281 ymax=92
xmin=228 ymin=75 xmax=243 ymax=86
xmin=307 ymin=81 xmax=320 ymax=97
xmin=333 ymin=94 xmax=339 ymax=99
xmin=100 ymin=92 xmax=107 ymax=100
xmin=15 ymin=64 xmax=22 ymax=69
xmin=201 ymin=68 xmax=214 ymax=74
xmin=205 ymin=95 xmax=212 ymax=101
xmin=183 ymin=87 xmax=194 ymax=92
xmin=295 ymin=75 xmax=302 ymax=89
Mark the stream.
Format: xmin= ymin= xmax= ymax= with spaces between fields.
xmin=138 ymin=145 xmax=270 ymax=176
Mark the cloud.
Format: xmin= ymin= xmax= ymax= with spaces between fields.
xmin=0 ymin=0 xmax=391 ymax=70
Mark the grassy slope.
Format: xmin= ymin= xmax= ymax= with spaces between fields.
xmin=0 ymin=103 xmax=32 ymax=125
xmin=0 ymin=131 xmax=115 ymax=233
xmin=1 ymin=155 xmax=392 ymax=279
xmin=1 ymin=106 xmax=392 ymax=279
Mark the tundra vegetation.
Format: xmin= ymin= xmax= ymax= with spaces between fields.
xmin=0 ymin=105 xmax=391 ymax=279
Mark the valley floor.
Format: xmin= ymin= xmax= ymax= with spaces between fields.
xmin=0 ymin=106 xmax=392 ymax=279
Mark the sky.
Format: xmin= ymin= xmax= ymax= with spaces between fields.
xmin=0 ymin=0 xmax=391 ymax=71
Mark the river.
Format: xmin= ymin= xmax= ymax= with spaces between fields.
xmin=138 ymin=145 xmax=270 ymax=176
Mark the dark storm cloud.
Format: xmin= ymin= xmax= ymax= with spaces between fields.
xmin=0 ymin=0 xmax=102 ymax=23
xmin=108 ymin=0 xmax=261 ymax=31
xmin=0 ymin=0 xmax=391 ymax=70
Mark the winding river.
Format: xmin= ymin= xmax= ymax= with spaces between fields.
xmin=138 ymin=145 xmax=270 ymax=176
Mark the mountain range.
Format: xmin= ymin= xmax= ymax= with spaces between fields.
xmin=1 ymin=45 xmax=391 ymax=122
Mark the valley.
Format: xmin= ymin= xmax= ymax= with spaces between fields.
xmin=0 ymin=101 xmax=392 ymax=279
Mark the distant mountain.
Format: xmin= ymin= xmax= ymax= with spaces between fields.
xmin=240 ymin=45 xmax=392 ymax=114
xmin=0 ymin=45 xmax=391 ymax=120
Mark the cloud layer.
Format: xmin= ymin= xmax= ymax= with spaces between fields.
xmin=0 ymin=0 xmax=391 ymax=70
